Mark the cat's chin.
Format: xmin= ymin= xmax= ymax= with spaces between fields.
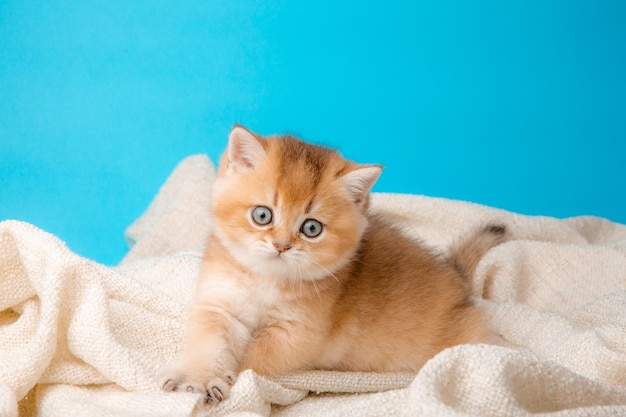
xmin=249 ymin=256 xmax=328 ymax=282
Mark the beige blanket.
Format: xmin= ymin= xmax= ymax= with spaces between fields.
xmin=2 ymin=155 xmax=625 ymax=417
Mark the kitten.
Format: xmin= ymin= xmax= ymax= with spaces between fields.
xmin=162 ymin=126 xmax=506 ymax=404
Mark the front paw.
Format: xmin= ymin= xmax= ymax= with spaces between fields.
xmin=161 ymin=366 xmax=236 ymax=404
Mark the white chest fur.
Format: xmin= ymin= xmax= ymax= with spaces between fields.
xmin=196 ymin=265 xmax=289 ymax=334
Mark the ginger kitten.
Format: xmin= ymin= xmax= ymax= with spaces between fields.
xmin=162 ymin=126 xmax=506 ymax=404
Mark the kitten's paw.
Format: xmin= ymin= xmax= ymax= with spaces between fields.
xmin=161 ymin=368 xmax=236 ymax=404
xmin=205 ymin=375 xmax=235 ymax=403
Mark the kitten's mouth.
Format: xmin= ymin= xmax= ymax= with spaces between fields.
xmin=269 ymin=246 xmax=292 ymax=259
xmin=269 ymin=252 xmax=287 ymax=261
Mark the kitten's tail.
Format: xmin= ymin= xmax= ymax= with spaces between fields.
xmin=448 ymin=224 xmax=508 ymax=281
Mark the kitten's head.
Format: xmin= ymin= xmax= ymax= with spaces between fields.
xmin=211 ymin=126 xmax=381 ymax=281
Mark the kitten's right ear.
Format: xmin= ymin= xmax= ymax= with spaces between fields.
xmin=227 ymin=126 xmax=267 ymax=173
xmin=340 ymin=164 xmax=382 ymax=207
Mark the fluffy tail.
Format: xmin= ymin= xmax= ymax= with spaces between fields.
xmin=448 ymin=224 xmax=507 ymax=280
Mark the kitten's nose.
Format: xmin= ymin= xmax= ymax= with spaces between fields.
xmin=272 ymin=241 xmax=292 ymax=253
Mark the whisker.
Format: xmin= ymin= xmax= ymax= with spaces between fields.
xmin=300 ymin=264 xmax=323 ymax=300
xmin=311 ymin=278 xmax=322 ymax=301
xmin=307 ymin=259 xmax=341 ymax=284
xmin=288 ymin=270 xmax=297 ymax=293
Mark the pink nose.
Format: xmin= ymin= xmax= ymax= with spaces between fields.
xmin=272 ymin=241 xmax=292 ymax=253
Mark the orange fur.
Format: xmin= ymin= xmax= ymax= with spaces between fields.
xmin=162 ymin=126 xmax=506 ymax=405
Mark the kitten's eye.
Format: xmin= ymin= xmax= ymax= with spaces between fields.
xmin=251 ymin=206 xmax=273 ymax=225
xmin=301 ymin=219 xmax=323 ymax=238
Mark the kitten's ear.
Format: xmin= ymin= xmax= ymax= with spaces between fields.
xmin=340 ymin=165 xmax=382 ymax=206
xmin=227 ymin=126 xmax=266 ymax=173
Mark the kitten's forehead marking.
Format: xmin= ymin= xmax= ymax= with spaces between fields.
xmin=273 ymin=136 xmax=344 ymax=200
xmin=276 ymin=137 xmax=327 ymax=185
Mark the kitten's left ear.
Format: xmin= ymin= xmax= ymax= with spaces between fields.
xmin=340 ymin=165 xmax=382 ymax=206
xmin=227 ymin=126 xmax=267 ymax=173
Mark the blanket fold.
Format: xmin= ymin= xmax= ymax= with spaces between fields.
xmin=1 ymin=154 xmax=625 ymax=416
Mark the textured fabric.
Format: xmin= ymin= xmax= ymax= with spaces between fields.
xmin=1 ymin=154 xmax=625 ymax=417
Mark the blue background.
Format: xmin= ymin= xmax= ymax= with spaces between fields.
xmin=1 ymin=1 xmax=625 ymax=265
